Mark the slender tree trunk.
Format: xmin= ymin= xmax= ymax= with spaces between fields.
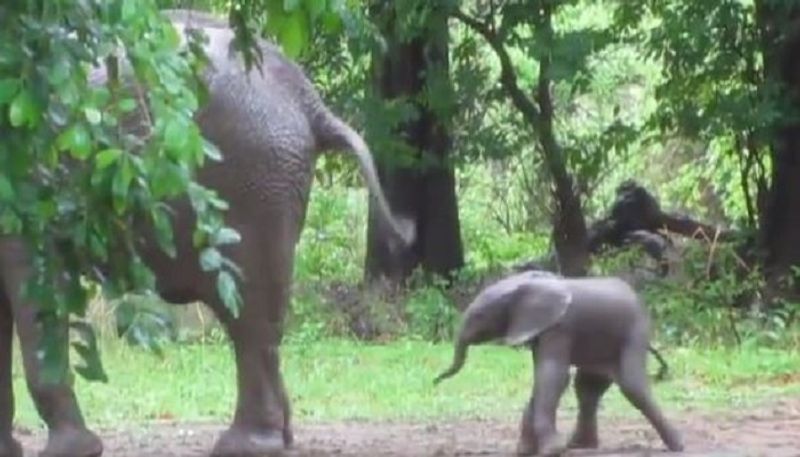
xmin=452 ymin=6 xmax=589 ymax=277
xmin=534 ymin=5 xmax=589 ymax=276
xmin=757 ymin=2 xmax=800 ymax=297
xmin=365 ymin=3 xmax=464 ymax=284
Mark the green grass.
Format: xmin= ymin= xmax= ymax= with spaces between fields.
xmin=12 ymin=338 xmax=800 ymax=429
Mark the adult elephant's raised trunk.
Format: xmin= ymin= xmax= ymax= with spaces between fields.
xmin=433 ymin=338 xmax=469 ymax=385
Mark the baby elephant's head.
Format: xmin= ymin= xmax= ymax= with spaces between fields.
xmin=433 ymin=272 xmax=572 ymax=385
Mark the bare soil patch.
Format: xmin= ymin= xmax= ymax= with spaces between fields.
xmin=16 ymin=397 xmax=800 ymax=456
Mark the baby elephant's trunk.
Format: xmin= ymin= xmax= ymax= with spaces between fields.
xmin=433 ymin=340 xmax=469 ymax=385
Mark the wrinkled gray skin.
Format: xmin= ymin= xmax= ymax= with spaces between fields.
xmin=434 ymin=271 xmax=684 ymax=456
xmin=0 ymin=10 xmax=413 ymax=457
xmin=514 ymin=270 xmax=670 ymax=381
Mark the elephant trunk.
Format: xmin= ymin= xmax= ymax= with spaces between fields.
xmin=433 ymin=338 xmax=469 ymax=385
xmin=314 ymin=109 xmax=416 ymax=246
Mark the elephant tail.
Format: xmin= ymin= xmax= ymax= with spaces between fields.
xmin=314 ymin=110 xmax=416 ymax=246
xmin=649 ymin=344 xmax=670 ymax=382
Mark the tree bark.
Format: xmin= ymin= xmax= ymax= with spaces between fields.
xmin=365 ymin=3 xmax=464 ymax=284
xmin=757 ymin=2 xmax=800 ymax=296
xmin=453 ymin=7 xmax=589 ymax=276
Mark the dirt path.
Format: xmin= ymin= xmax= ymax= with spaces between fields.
xmin=16 ymin=398 xmax=800 ymax=456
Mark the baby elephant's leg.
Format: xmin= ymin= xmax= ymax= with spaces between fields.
xmin=617 ymin=340 xmax=684 ymax=452
xmin=517 ymin=343 xmax=571 ymax=456
xmin=568 ymin=370 xmax=612 ymax=449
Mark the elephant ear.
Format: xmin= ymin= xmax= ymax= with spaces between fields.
xmin=503 ymin=280 xmax=572 ymax=346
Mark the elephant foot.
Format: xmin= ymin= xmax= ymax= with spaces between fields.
xmin=40 ymin=427 xmax=103 ymax=457
xmin=0 ymin=436 xmax=22 ymax=457
xmin=517 ymin=436 xmax=566 ymax=456
xmin=663 ymin=433 xmax=684 ymax=453
xmin=517 ymin=423 xmax=566 ymax=456
xmin=537 ymin=435 xmax=566 ymax=457
xmin=516 ymin=419 xmax=537 ymax=456
xmin=282 ymin=427 xmax=293 ymax=448
xmin=567 ymin=428 xmax=598 ymax=449
xmin=515 ymin=435 xmax=537 ymax=456
xmin=211 ymin=427 xmax=286 ymax=457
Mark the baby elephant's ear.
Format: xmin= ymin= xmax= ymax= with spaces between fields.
xmin=504 ymin=280 xmax=572 ymax=346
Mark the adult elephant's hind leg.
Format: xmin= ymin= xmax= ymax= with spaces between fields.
xmin=208 ymin=236 xmax=293 ymax=457
xmin=0 ymin=287 xmax=22 ymax=457
xmin=0 ymin=240 xmax=101 ymax=457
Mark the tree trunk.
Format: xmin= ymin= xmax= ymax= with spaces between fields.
xmin=533 ymin=4 xmax=589 ymax=277
xmin=757 ymin=3 xmax=800 ymax=296
xmin=452 ymin=6 xmax=590 ymax=277
xmin=365 ymin=3 xmax=464 ymax=284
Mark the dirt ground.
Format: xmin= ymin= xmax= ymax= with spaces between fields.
xmin=15 ymin=397 xmax=800 ymax=456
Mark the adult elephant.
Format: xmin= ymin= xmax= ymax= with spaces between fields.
xmin=0 ymin=9 xmax=413 ymax=457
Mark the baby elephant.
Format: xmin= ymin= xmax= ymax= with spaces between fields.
xmin=434 ymin=271 xmax=684 ymax=456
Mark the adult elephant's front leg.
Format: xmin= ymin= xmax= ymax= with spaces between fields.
xmin=208 ymin=240 xmax=294 ymax=457
xmin=0 ymin=240 xmax=102 ymax=457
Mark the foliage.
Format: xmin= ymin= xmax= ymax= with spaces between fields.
xmin=611 ymin=0 xmax=800 ymax=228
xmin=591 ymin=238 xmax=799 ymax=347
xmin=404 ymin=277 xmax=459 ymax=341
xmin=0 ymin=0 xmax=348 ymax=384
xmin=0 ymin=0 xmax=244 ymax=383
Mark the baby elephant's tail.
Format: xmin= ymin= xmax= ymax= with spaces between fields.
xmin=649 ymin=344 xmax=670 ymax=382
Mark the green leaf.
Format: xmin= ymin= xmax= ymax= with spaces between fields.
xmin=284 ymin=0 xmax=302 ymax=11
xmin=279 ymin=10 xmax=310 ymax=58
xmin=84 ymin=107 xmax=102 ymax=125
xmin=121 ymin=0 xmax=138 ymax=21
xmin=321 ymin=10 xmax=343 ymax=35
xmin=0 ymin=175 xmax=13 ymax=201
xmin=112 ymin=156 xmax=134 ymax=213
xmin=200 ymin=247 xmax=223 ymax=271
xmin=212 ymin=227 xmax=241 ymax=246
xmin=58 ymin=124 xmax=92 ymax=159
xmin=217 ymin=270 xmax=242 ymax=317
xmin=9 ymin=89 xmax=40 ymax=128
xmin=203 ymin=140 xmax=223 ymax=161
xmin=151 ymin=206 xmax=176 ymax=258
xmin=305 ymin=0 xmax=327 ymax=21
xmin=69 ymin=321 xmax=109 ymax=383
xmin=118 ymin=98 xmax=137 ymax=113
xmin=265 ymin=0 xmax=288 ymax=37
xmin=95 ymin=148 xmax=122 ymax=169
xmin=164 ymin=118 xmax=188 ymax=150
xmin=0 ymin=78 xmax=19 ymax=105
xmin=0 ymin=211 xmax=22 ymax=233
xmin=114 ymin=297 xmax=173 ymax=357
xmin=38 ymin=315 xmax=71 ymax=385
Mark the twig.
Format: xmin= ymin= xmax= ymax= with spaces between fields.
xmin=705 ymin=227 xmax=721 ymax=279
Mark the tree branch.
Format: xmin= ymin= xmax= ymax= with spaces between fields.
xmin=451 ymin=9 xmax=542 ymax=127
xmin=454 ymin=6 xmax=588 ymax=274
xmin=452 ymin=9 xmax=573 ymax=185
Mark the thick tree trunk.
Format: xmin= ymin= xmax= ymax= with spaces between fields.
xmin=365 ymin=4 xmax=464 ymax=284
xmin=757 ymin=3 xmax=800 ymax=296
